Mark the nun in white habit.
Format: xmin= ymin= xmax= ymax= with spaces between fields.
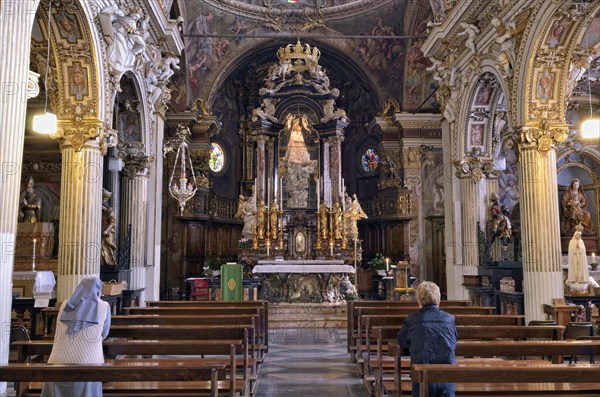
xmin=41 ymin=277 xmax=111 ymax=397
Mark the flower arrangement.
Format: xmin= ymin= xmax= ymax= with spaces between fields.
xmin=368 ymin=253 xmax=387 ymax=270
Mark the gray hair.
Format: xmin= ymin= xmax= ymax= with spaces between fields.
xmin=416 ymin=281 xmax=441 ymax=307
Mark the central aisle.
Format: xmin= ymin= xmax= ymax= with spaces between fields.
xmin=254 ymin=328 xmax=369 ymax=397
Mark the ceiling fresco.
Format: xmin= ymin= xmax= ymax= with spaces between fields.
xmin=174 ymin=0 xmax=437 ymax=113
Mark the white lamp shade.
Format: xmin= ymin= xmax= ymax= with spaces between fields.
xmin=32 ymin=112 xmax=57 ymax=134
xmin=581 ymin=118 xmax=600 ymax=139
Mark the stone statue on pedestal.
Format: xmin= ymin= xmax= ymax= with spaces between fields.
xmin=235 ymin=192 xmax=256 ymax=240
xmin=566 ymin=225 xmax=589 ymax=293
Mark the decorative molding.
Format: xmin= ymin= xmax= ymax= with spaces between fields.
xmin=54 ymin=118 xmax=103 ymax=152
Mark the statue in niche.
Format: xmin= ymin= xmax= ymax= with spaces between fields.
xmin=562 ymin=178 xmax=594 ymax=234
xmin=19 ymin=176 xmax=42 ymax=223
xmin=284 ymin=114 xmax=311 ymax=164
xmin=282 ymin=114 xmax=317 ymax=208
xmin=488 ymin=193 xmax=512 ymax=255
xmin=101 ymin=189 xmax=118 ymax=266
xmin=235 ymin=191 xmax=256 ymax=240
xmin=566 ymin=225 xmax=589 ymax=293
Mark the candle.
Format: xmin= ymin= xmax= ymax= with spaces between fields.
xmin=280 ymin=178 xmax=283 ymax=210
xmin=386 ymin=258 xmax=389 ymax=271
xmin=405 ymin=268 xmax=409 ymax=290
xmin=32 ymin=238 xmax=37 ymax=272
xmin=592 ymin=252 xmax=596 ymax=263
xmin=330 ymin=241 xmax=334 ymax=257
xmin=316 ymin=177 xmax=320 ymax=210
xmin=266 ymin=240 xmax=270 ymax=256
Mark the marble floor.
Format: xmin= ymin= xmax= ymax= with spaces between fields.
xmin=254 ymin=328 xmax=369 ymax=397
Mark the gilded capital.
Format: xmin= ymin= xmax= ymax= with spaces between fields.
xmin=518 ymin=120 xmax=568 ymax=153
xmin=454 ymin=156 xmax=491 ymax=183
xmin=54 ymin=118 xmax=103 ymax=152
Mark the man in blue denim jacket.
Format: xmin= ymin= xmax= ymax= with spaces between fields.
xmin=398 ymin=281 xmax=457 ymax=397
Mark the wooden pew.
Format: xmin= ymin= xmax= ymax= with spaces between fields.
xmin=347 ymin=300 xmax=470 ymax=352
xmin=369 ymin=325 xmax=564 ymax=397
xmin=412 ymin=363 xmax=600 ymax=397
xmin=0 ymin=361 xmax=227 ymax=397
xmin=14 ymin=339 xmax=249 ymax=397
xmin=355 ymin=314 xmax=525 ymax=364
xmin=124 ymin=306 xmax=268 ymax=353
xmin=387 ymin=340 xmax=600 ymax=396
xmin=142 ymin=301 xmax=269 ymax=352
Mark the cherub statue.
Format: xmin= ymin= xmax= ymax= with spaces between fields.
xmin=457 ymin=22 xmax=480 ymax=54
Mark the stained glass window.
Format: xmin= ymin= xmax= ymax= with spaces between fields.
xmin=362 ymin=148 xmax=379 ymax=172
xmin=209 ymin=143 xmax=225 ymax=173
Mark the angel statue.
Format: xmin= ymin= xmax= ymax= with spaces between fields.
xmin=235 ymin=192 xmax=256 ymax=240
xmin=345 ymin=194 xmax=368 ymax=240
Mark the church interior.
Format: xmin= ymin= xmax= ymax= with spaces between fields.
xmin=2 ymin=0 xmax=600 ymax=395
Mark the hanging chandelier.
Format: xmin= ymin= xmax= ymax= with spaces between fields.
xmin=165 ymin=125 xmax=197 ymax=215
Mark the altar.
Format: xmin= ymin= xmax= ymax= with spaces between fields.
xmin=253 ymin=260 xmax=356 ymax=303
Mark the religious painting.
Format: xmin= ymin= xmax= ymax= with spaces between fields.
xmin=209 ymin=143 xmax=225 ymax=173
xmin=67 ymin=62 xmax=88 ymax=101
xmin=474 ymin=83 xmax=493 ymax=107
xmin=546 ymin=19 xmax=568 ymax=49
xmin=54 ymin=11 xmax=82 ymax=44
xmin=536 ymin=69 xmax=554 ymax=102
xmin=361 ymin=148 xmax=380 ymax=173
xmin=468 ymin=122 xmax=486 ymax=148
xmin=119 ymin=111 xmax=141 ymax=143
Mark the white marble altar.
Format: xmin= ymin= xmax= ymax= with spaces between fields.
xmin=253 ymin=259 xmax=354 ymax=274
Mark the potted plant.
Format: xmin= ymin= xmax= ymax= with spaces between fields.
xmin=205 ymin=257 xmax=224 ymax=277
xmin=368 ymin=253 xmax=388 ymax=276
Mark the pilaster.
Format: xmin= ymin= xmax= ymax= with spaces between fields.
xmin=518 ymin=121 xmax=567 ymax=322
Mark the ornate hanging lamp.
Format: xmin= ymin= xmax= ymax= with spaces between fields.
xmin=165 ymin=125 xmax=197 ymax=215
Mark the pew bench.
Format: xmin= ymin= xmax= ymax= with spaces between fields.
xmin=412 ymin=363 xmax=600 ymax=397
xmin=0 ymin=361 xmax=227 ymax=397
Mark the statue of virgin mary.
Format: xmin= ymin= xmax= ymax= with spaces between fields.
xmin=283 ymin=114 xmax=311 ymax=164
xmin=566 ymin=225 xmax=589 ymax=293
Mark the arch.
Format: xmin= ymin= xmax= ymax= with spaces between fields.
xmin=35 ymin=0 xmax=106 ymax=123
xmin=204 ymin=38 xmax=383 ymax=112
xmin=514 ymin=0 xmax=600 ymax=127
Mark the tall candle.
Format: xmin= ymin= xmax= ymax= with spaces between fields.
xmin=32 ymin=238 xmax=37 ymax=271
xmin=405 ymin=268 xmax=409 ymax=290
xmin=280 ymin=178 xmax=283 ymax=210
xmin=330 ymin=241 xmax=334 ymax=257
xmin=592 ymin=252 xmax=596 ymax=263
xmin=316 ymin=177 xmax=320 ymax=210
xmin=386 ymin=258 xmax=389 ymax=271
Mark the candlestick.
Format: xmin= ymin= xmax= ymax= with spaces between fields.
xmin=32 ymin=238 xmax=36 ymax=272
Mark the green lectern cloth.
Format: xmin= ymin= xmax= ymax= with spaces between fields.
xmin=221 ymin=263 xmax=243 ymax=301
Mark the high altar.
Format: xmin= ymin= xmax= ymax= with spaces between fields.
xmin=238 ymin=41 xmax=365 ymax=303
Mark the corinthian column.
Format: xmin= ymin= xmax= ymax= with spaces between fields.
xmin=518 ymin=122 xmax=567 ymax=322
xmin=54 ymin=120 xmax=105 ymax=302
xmin=120 ymin=151 xmax=150 ymax=295
xmin=455 ymin=158 xmax=485 ymax=273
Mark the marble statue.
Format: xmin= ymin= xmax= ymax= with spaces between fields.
xmin=566 ymin=225 xmax=589 ymax=293
xmin=101 ymin=189 xmax=118 ymax=266
xmin=235 ymin=192 xmax=256 ymax=240
xmin=562 ymin=178 xmax=593 ymax=234
xmin=101 ymin=6 xmax=148 ymax=79
xmin=457 ymin=22 xmax=480 ymax=54
xmin=19 ymin=176 xmax=41 ymax=223
xmin=345 ymin=194 xmax=368 ymax=240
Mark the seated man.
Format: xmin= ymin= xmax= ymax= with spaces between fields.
xmin=398 ymin=281 xmax=457 ymax=397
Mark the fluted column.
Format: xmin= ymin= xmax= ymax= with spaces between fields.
xmin=518 ymin=123 xmax=566 ymax=322
xmin=0 ymin=0 xmax=41 ymax=379
xmin=54 ymin=120 xmax=105 ymax=302
xmin=121 ymin=153 xmax=150 ymax=294
xmin=455 ymin=158 xmax=485 ymax=273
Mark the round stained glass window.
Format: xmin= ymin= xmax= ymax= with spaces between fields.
xmin=362 ymin=148 xmax=379 ymax=172
xmin=209 ymin=143 xmax=225 ymax=173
